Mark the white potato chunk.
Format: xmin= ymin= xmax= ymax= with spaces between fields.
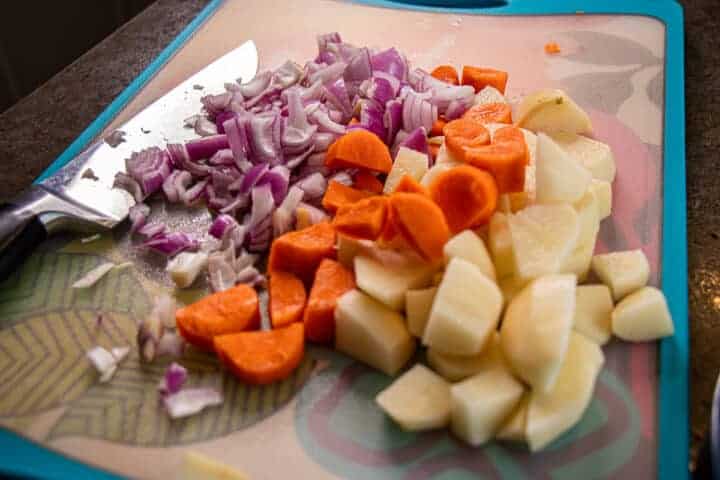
xmin=508 ymin=204 xmax=580 ymax=282
xmin=526 ymin=332 xmax=604 ymax=451
xmin=496 ymin=395 xmax=529 ymax=442
xmin=335 ymin=290 xmax=415 ymax=376
xmin=376 ymin=364 xmax=451 ymax=431
xmin=473 ymin=86 xmax=507 ymax=106
xmin=535 ymin=133 xmax=592 ymax=204
xmin=573 ymin=285 xmax=613 ymax=344
xmin=561 ymin=190 xmax=600 ymax=281
xmin=423 ymin=258 xmax=503 ymax=356
xmin=384 ymin=147 xmax=430 ymax=193
xmin=591 ymin=249 xmax=650 ymax=301
xmin=405 ymin=287 xmax=437 ymax=338
xmin=611 ymin=286 xmax=674 ymax=341
xmin=427 ymin=332 xmax=504 ymax=382
xmin=498 ymin=275 xmax=527 ymax=305
xmin=489 ymin=212 xmax=515 ymax=279
xmin=443 ymin=230 xmax=496 ymax=281
xmin=516 ymin=89 xmax=592 ymax=135
xmin=354 ymin=255 xmax=436 ymax=311
xmin=549 ymin=132 xmax=616 ymax=182
xmin=500 ymin=274 xmax=576 ymax=391
xmin=589 ymin=179 xmax=612 ymax=220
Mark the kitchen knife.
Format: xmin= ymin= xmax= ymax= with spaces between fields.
xmin=0 ymin=40 xmax=258 ymax=281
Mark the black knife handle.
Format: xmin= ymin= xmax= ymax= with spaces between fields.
xmin=0 ymin=202 xmax=48 ymax=282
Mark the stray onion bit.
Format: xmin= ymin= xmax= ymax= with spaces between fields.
xmin=157 ymin=331 xmax=186 ymax=358
xmin=164 ymin=388 xmax=223 ymax=419
xmin=86 ymin=346 xmax=129 ymax=383
xmin=72 ymin=262 xmax=116 ymax=289
xmin=105 ymin=130 xmax=126 ymax=147
xmin=137 ymin=310 xmax=164 ymax=362
xmin=80 ymin=233 xmax=101 ymax=244
xmin=167 ymin=251 xmax=209 ymax=288
xmin=158 ymin=362 xmax=188 ymax=396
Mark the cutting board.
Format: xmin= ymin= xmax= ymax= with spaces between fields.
xmin=0 ymin=0 xmax=687 ymax=479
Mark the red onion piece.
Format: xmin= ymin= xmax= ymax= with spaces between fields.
xmin=113 ymin=172 xmax=145 ymax=203
xmin=273 ymin=185 xmax=304 ymax=237
xmin=201 ymin=92 xmax=232 ymax=117
xmin=274 ymin=60 xmax=303 ymax=88
xmin=143 ymin=232 xmax=199 ymax=257
xmin=323 ymin=79 xmax=352 ymax=123
xmin=399 ymin=127 xmax=429 ymax=156
xmin=295 ymin=172 xmax=328 ymax=201
xmin=309 ymin=62 xmax=347 ymax=85
xmin=384 ymin=99 xmax=403 ymax=145
xmin=248 ymin=214 xmax=273 ymax=253
xmin=185 ymin=135 xmax=230 ymax=161
xmin=159 ymin=362 xmax=187 ymax=396
xmin=286 ymin=145 xmax=316 ymax=170
xmin=309 ymin=108 xmax=346 ymax=135
xmin=313 ymin=132 xmax=337 ymax=152
xmin=370 ymin=48 xmax=407 ymax=81
xmin=137 ymin=222 xmax=166 ymax=239
xmin=249 ymin=113 xmax=283 ymax=165
xmin=128 ymin=202 xmax=150 ymax=234
xmin=344 ymin=47 xmax=372 ymax=99
xmin=209 ymin=214 xmax=239 ymax=239
xmin=259 ymin=165 xmax=290 ymax=204
xmin=181 ymin=179 xmax=208 ymax=206
xmin=239 ymin=164 xmax=269 ymax=194
xmin=162 ymin=170 xmax=192 ymax=203
xmin=247 ymin=184 xmax=275 ymax=231
xmin=238 ymin=70 xmax=272 ymax=98
xmin=125 ymin=147 xmax=173 ymax=195
xmin=208 ymin=149 xmax=235 ymax=166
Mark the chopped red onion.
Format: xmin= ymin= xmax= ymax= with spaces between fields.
xmin=249 ymin=113 xmax=283 ymax=165
xmin=399 ymin=127 xmax=429 ymax=155
xmin=137 ymin=222 xmax=166 ymax=239
xmin=354 ymin=99 xmax=386 ymax=140
xmin=125 ymin=147 xmax=173 ymax=195
xmin=214 ymin=111 xmax=237 ymax=134
xmin=274 ymin=60 xmax=303 ymax=88
xmin=167 ymin=143 xmax=212 ymax=177
xmin=309 ymin=108 xmax=346 ymax=135
xmin=317 ymin=32 xmax=342 ymax=59
xmin=323 ymin=79 xmax=352 ymax=123
xmin=223 ymin=115 xmax=252 ymax=170
xmin=159 ymin=362 xmax=187 ymax=396
xmin=313 ymin=132 xmax=337 ymax=152
xmin=238 ymin=70 xmax=272 ymax=98
xmin=156 ymin=332 xmax=186 ymax=358
xmin=113 ymin=173 xmax=145 ymax=202
xmin=444 ymin=98 xmax=469 ymax=120
xmin=371 ymin=48 xmax=407 ymax=81
xmin=384 ymin=99 xmax=403 ymax=145
xmin=208 ymin=250 xmax=237 ymax=292
xmin=295 ymin=172 xmax=328 ymax=201
xmin=344 ymin=47 xmax=372 ymax=98
xmin=239 ymin=164 xmax=269 ymax=194
xmin=273 ymin=185 xmax=304 ymax=237
xmin=219 ymin=193 xmax=249 ymax=215
xmin=208 ymin=149 xmax=235 ymax=166
xmin=247 ymin=184 xmax=275 ymax=230
xmin=164 ymin=388 xmax=223 ymax=419
xmin=403 ymin=90 xmax=437 ymax=133
xmin=143 ymin=232 xmax=199 ymax=257
xmin=260 ymin=165 xmax=290 ymax=204
xmin=285 ymin=145 xmax=316 ymax=170
xmin=185 ymin=135 xmax=230 ymax=161
xmin=209 ymin=214 xmax=239 ymax=239
xmin=282 ymin=89 xmax=317 ymax=153
xmin=236 ymin=265 xmax=263 ymax=285
xmin=235 ymin=249 xmax=258 ymax=272
xmin=181 ymin=179 xmax=208 ymax=206
xmin=309 ymin=62 xmax=347 ymax=85
xmin=201 ymin=92 xmax=232 ymax=117
xmin=248 ymin=214 xmax=273 ymax=253
xmin=429 ymin=84 xmax=474 ymax=114
xmin=128 ymin=202 xmax=150 ymax=234
xmin=163 ymin=170 xmax=192 ymax=203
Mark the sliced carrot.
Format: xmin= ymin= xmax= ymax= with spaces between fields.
xmin=462 ymin=102 xmax=513 ymax=125
xmin=269 ymin=271 xmax=307 ymax=328
xmin=333 ymin=196 xmax=389 ymax=241
xmin=431 ymin=65 xmax=459 ymax=85
xmin=303 ymin=259 xmax=355 ymax=343
xmin=353 ymin=170 xmax=384 ymax=194
xmin=545 ymin=42 xmax=561 ymax=54
xmin=268 ymin=222 xmax=337 ymax=284
xmin=176 ymin=284 xmax=259 ymax=351
xmin=393 ymin=174 xmax=429 ymax=195
xmin=443 ymin=118 xmax=491 ymax=160
xmin=321 ymin=180 xmax=375 ymax=214
xmin=462 ymin=126 xmax=528 ymax=194
xmin=214 ymin=323 xmax=304 ymax=385
xmin=430 ymin=118 xmax=447 ymax=137
xmin=461 ymin=66 xmax=509 ymax=94
xmin=428 ymin=165 xmax=498 ymax=232
xmin=325 ymin=130 xmax=393 ymax=173
xmin=389 ymin=192 xmax=450 ymax=261
xmin=429 ymin=143 xmax=440 ymax=162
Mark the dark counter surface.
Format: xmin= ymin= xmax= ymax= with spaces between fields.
xmin=0 ymin=0 xmax=715 ymax=468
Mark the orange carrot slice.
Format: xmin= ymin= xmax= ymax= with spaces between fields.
xmin=462 ymin=102 xmax=513 ymax=125
xmin=353 ymin=170 xmax=384 ymax=194
xmin=333 ymin=196 xmax=389 ymax=241
xmin=428 ymin=165 xmax=498 ymax=232
xmin=430 ymin=118 xmax=447 ymax=137
xmin=389 ymin=192 xmax=450 ymax=261
xmin=461 ymin=66 xmax=509 ymax=94
xmin=269 ymin=271 xmax=307 ymax=328
xmin=214 ymin=323 xmax=304 ymax=385
xmin=268 ymin=222 xmax=337 ymax=284
xmin=431 ymin=65 xmax=459 ymax=85
xmin=176 ymin=284 xmax=259 ymax=351
xmin=325 ymin=130 xmax=393 ymax=173
xmin=463 ymin=126 xmax=528 ymax=194
xmin=443 ymin=118 xmax=491 ymax=160
xmin=321 ymin=180 xmax=375 ymax=214
xmin=303 ymin=259 xmax=356 ymax=343
xmin=545 ymin=42 xmax=561 ymax=54
xmin=393 ymin=175 xmax=429 ymax=195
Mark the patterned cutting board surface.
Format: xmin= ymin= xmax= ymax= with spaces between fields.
xmin=0 ymin=1 xmax=666 ymax=478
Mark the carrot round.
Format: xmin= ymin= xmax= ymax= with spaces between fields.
xmin=389 ymin=192 xmax=450 ymax=261
xmin=303 ymin=259 xmax=355 ymax=343
xmin=461 ymin=66 xmax=509 ymax=94
xmin=463 ymin=126 xmax=528 ymax=194
xmin=353 ymin=170 xmax=384 ymax=194
xmin=176 ymin=284 xmax=259 ymax=351
xmin=428 ymin=165 xmax=498 ymax=232
xmin=443 ymin=118 xmax=491 ymax=160
xmin=462 ymin=102 xmax=513 ymax=125
xmin=322 ymin=180 xmax=375 ymax=214
xmin=431 ymin=65 xmax=459 ymax=85
xmin=268 ymin=222 xmax=337 ymax=284
xmin=269 ymin=271 xmax=307 ymax=328
xmin=325 ymin=130 xmax=393 ymax=173
xmin=214 ymin=323 xmax=305 ymax=385
xmin=545 ymin=42 xmax=561 ymax=54
xmin=430 ymin=118 xmax=447 ymax=137
xmin=393 ymin=174 xmax=429 ymax=195
xmin=333 ymin=196 xmax=389 ymax=241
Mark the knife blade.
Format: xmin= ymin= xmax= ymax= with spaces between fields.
xmin=0 ymin=40 xmax=258 ymax=280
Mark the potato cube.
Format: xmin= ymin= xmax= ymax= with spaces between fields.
xmin=611 ymin=286 xmax=674 ymax=341
xmin=591 ymin=249 xmax=650 ymax=301
xmin=573 ymin=285 xmax=613 ymax=344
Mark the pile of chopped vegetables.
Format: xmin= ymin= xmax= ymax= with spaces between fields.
xmin=76 ymin=33 xmax=677 ymax=449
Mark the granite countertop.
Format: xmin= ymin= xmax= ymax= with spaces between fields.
xmin=0 ymin=0 xmax=715 ymax=468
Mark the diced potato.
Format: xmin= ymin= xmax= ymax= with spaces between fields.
xmin=611 ymin=286 xmax=674 ymax=341
xmin=384 ymin=147 xmax=430 ymax=194
xmin=496 ymin=395 xmax=529 ymax=442
xmin=526 ymin=332 xmax=604 ymax=451
xmin=561 ymin=190 xmax=600 ymax=281
xmin=573 ymin=285 xmax=613 ymax=344
xmin=167 ymin=252 xmax=208 ymax=288
xmin=432 ymin=271 xmax=444 ymax=286
xmin=354 ymin=255 xmax=436 ymax=311
xmin=488 ymin=212 xmax=515 ymax=279
xmin=473 ymin=85 xmax=507 ymax=106
xmin=434 ymin=143 xmax=462 ymax=166
xmin=508 ymin=204 xmax=580 ymax=282
xmin=335 ymin=290 xmax=416 ymax=376
xmin=423 ymin=258 xmax=503 ymax=356
xmin=376 ymin=364 xmax=451 ymax=431
xmin=516 ymin=89 xmax=592 ymax=135
xmin=427 ymin=332 xmax=504 ymax=382
xmin=421 ymin=160 xmax=460 ymax=187
xmin=498 ymin=275 xmax=527 ymax=305
xmin=589 ymin=179 xmax=612 ymax=220
xmin=549 ymin=132 xmax=616 ymax=182
xmin=500 ymin=274 xmax=576 ymax=392
xmin=535 ymin=133 xmax=592 ymax=204
xmin=591 ymin=249 xmax=650 ymax=301
xmin=183 ymin=451 xmax=249 ymax=480
xmin=450 ymin=363 xmax=525 ymax=446
xmin=443 ymin=230 xmax=496 ymax=281
xmin=405 ymin=287 xmax=437 ymax=338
